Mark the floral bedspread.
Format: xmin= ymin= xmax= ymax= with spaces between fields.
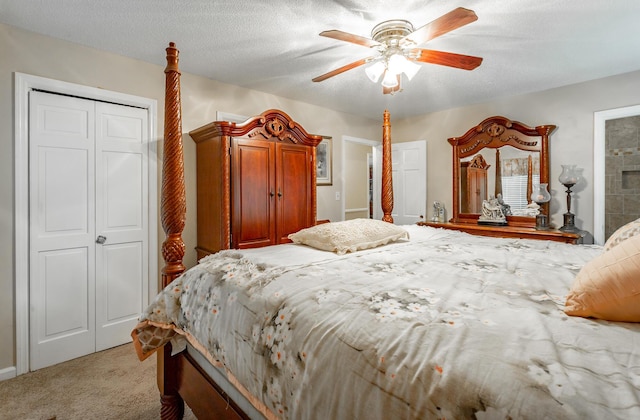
xmin=133 ymin=225 xmax=640 ymax=419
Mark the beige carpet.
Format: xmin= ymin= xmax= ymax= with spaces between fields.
xmin=0 ymin=343 xmax=196 ymax=420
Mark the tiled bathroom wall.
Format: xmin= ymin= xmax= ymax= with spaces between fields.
xmin=605 ymin=115 xmax=640 ymax=240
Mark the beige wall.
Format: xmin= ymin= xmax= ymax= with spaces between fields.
xmin=0 ymin=23 xmax=379 ymax=372
xmin=344 ymin=142 xmax=372 ymax=219
xmin=3 ymin=21 xmax=640 ymax=374
xmin=392 ymin=71 xmax=640 ymax=230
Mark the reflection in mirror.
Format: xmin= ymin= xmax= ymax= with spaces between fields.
xmin=459 ymin=147 xmax=541 ymax=217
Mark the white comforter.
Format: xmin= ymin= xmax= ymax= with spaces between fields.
xmin=134 ymin=225 xmax=640 ymax=419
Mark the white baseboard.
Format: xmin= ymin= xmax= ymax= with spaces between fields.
xmin=0 ymin=365 xmax=17 ymax=381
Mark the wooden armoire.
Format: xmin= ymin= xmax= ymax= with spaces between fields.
xmin=189 ymin=109 xmax=322 ymax=259
xmin=460 ymin=154 xmax=490 ymax=214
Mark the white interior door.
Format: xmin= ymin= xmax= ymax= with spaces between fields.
xmin=29 ymin=91 xmax=149 ymax=369
xmin=374 ymin=140 xmax=427 ymax=225
xmin=95 ymin=102 xmax=148 ymax=351
xmin=29 ymin=91 xmax=96 ymax=370
xmin=391 ymin=140 xmax=427 ymax=225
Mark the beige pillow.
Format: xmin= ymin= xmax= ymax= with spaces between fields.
xmin=565 ymin=234 xmax=640 ymax=322
xmin=604 ymin=218 xmax=640 ymax=251
xmin=288 ymin=218 xmax=409 ymax=255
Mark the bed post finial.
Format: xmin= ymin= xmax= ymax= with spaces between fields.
xmin=165 ymin=42 xmax=181 ymax=74
xmin=161 ymin=42 xmax=186 ymax=288
xmin=381 ymin=109 xmax=394 ymax=223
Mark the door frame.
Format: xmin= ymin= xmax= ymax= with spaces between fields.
xmin=14 ymin=72 xmax=158 ymax=375
xmin=593 ymin=104 xmax=640 ymax=245
xmin=342 ymin=135 xmax=380 ymax=221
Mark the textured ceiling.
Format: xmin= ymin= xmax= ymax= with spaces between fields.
xmin=2 ymin=0 xmax=640 ymax=120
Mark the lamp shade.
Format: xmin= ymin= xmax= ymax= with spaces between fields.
xmin=381 ymin=70 xmax=399 ymax=88
xmin=365 ymin=61 xmax=385 ymax=83
xmin=401 ymin=58 xmax=421 ymax=80
xmin=559 ymin=164 xmax=580 ymax=186
xmin=531 ymin=183 xmax=551 ymax=204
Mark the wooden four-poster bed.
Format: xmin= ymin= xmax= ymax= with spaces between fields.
xmin=132 ymin=43 xmax=640 ymax=420
xmin=144 ymin=42 xmax=397 ymax=419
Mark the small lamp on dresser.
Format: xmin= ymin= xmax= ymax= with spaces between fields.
xmin=531 ymin=183 xmax=551 ymax=230
xmin=558 ymin=164 xmax=580 ymax=233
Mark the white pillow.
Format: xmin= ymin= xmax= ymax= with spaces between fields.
xmin=288 ymin=218 xmax=409 ymax=255
xmin=604 ymin=217 xmax=640 ymax=252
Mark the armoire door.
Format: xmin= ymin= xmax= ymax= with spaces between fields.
xmin=231 ymin=139 xmax=313 ymax=248
xmin=275 ymin=143 xmax=313 ymax=243
xmin=29 ymin=91 xmax=149 ymax=370
xmin=232 ymin=138 xmax=276 ymax=249
xmin=468 ymin=167 xmax=487 ymax=213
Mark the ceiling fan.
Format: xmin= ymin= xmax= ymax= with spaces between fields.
xmin=312 ymin=7 xmax=483 ymax=94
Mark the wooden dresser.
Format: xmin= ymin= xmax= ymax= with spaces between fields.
xmin=418 ymin=221 xmax=585 ymax=244
xmin=189 ymin=109 xmax=322 ymax=259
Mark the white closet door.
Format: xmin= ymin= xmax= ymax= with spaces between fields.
xmin=29 ymin=92 xmax=150 ymax=370
xmin=29 ymin=91 xmax=96 ymax=370
xmin=94 ymin=102 xmax=148 ymax=351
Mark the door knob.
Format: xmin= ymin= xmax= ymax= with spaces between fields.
xmin=96 ymin=235 xmax=107 ymax=244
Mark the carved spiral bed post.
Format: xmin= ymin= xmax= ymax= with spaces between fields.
xmin=161 ymin=42 xmax=186 ymax=288
xmin=494 ymin=149 xmax=502 ymax=198
xmin=526 ymin=154 xmax=533 ymax=204
xmin=537 ymin=125 xmax=553 ymax=221
xmin=381 ymin=110 xmax=394 ymax=223
xmin=159 ymin=42 xmax=186 ymax=420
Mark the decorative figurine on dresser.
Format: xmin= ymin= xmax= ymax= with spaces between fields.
xmin=431 ymin=201 xmax=446 ymax=223
xmin=478 ymin=197 xmax=507 ymax=225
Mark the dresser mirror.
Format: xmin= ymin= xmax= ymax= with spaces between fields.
xmin=449 ymin=116 xmax=556 ymax=228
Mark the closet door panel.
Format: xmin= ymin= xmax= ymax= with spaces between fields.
xmin=276 ymin=143 xmax=313 ymax=243
xmin=232 ymin=139 xmax=276 ymax=248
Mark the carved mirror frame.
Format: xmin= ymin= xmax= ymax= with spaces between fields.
xmin=449 ymin=116 xmax=556 ymax=228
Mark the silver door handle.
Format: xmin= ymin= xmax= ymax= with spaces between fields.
xmin=96 ymin=235 xmax=107 ymax=244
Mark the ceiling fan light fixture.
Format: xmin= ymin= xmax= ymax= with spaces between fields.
xmin=365 ymin=61 xmax=386 ymax=83
xmin=312 ymin=7 xmax=482 ymax=94
xmin=388 ymin=54 xmax=421 ymax=81
xmin=381 ymin=70 xmax=399 ymax=88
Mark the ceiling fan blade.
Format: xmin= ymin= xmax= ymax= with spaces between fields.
xmin=402 ymin=7 xmax=478 ymax=46
xmin=410 ymin=49 xmax=483 ymax=70
xmin=312 ymin=57 xmax=372 ymax=82
xmin=320 ymin=30 xmax=381 ymax=48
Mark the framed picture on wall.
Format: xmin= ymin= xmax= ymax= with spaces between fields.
xmin=316 ymin=137 xmax=332 ymax=186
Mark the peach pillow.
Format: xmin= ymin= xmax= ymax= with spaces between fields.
xmin=565 ymin=234 xmax=640 ymax=322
